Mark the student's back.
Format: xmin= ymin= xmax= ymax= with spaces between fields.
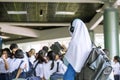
xmin=43 ymin=51 xmax=57 ymax=80
xmin=43 ymin=60 xmax=57 ymax=79
xmin=33 ymin=50 xmax=47 ymax=79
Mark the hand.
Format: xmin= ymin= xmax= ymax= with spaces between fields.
xmin=2 ymin=54 xmax=7 ymax=60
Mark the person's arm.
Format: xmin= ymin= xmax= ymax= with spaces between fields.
xmin=15 ymin=61 xmax=25 ymax=79
xmin=2 ymin=54 xmax=9 ymax=70
xmin=15 ymin=68 xmax=22 ymax=79
xmin=42 ymin=76 xmax=45 ymax=80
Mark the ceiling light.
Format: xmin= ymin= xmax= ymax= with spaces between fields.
xmin=96 ymin=8 xmax=102 ymax=13
xmin=7 ymin=11 xmax=27 ymax=14
xmin=0 ymin=36 xmax=10 ymax=39
xmin=56 ymin=11 xmax=75 ymax=15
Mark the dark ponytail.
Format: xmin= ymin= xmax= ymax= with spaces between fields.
xmin=50 ymin=60 xmax=54 ymax=70
xmin=35 ymin=50 xmax=47 ymax=63
xmin=47 ymin=51 xmax=56 ymax=70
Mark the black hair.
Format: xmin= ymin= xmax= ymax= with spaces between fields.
xmin=2 ymin=48 xmax=11 ymax=58
xmin=50 ymin=42 xmax=63 ymax=55
xmin=14 ymin=49 xmax=24 ymax=59
xmin=10 ymin=43 xmax=18 ymax=50
xmin=35 ymin=50 xmax=47 ymax=63
xmin=42 ymin=46 xmax=49 ymax=53
xmin=114 ymin=56 xmax=120 ymax=62
xmin=47 ymin=51 xmax=56 ymax=70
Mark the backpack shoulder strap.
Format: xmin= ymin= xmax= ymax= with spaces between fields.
xmin=33 ymin=62 xmax=39 ymax=76
xmin=34 ymin=62 xmax=39 ymax=70
xmin=56 ymin=62 xmax=59 ymax=72
xmin=18 ymin=60 xmax=24 ymax=69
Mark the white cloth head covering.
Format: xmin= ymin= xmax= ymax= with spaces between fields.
xmin=65 ymin=18 xmax=92 ymax=72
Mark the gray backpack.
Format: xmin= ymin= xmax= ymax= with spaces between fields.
xmin=75 ymin=47 xmax=112 ymax=80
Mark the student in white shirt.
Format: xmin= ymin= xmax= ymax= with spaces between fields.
xmin=43 ymin=51 xmax=57 ymax=80
xmin=112 ymin=56 xmax=120 ymax=80
xmin=9 ymin=43 xmax=29 ymax=72
xmin=34 ymin=50 xmax=47 ymax=80
xmin=8 ymin=49 xmax=26 ymax=80
xmin=55 ymin=54 xmax=67 ymax=74
xmin=27 ymin=48 xmax=36 ymax=65
xmin=0 ymin=48 xmax=11 ymax=80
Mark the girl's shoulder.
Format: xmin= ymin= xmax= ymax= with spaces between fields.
xmin=56 ymin=59 xmax=63 ymax=64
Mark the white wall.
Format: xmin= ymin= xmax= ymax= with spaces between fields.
xmin=95 ymin=33 xmax=104 ymax=48
xmin=3 ymin=33 xmax=105 ymax=53
xmin=3 ymin=37 xmax=71 ymax=53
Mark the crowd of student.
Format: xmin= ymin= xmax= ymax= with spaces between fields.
xmin=0 ymin=43 xmax=67 ymax=80
xmin=1 ymin=43 xmax=120 ymax=80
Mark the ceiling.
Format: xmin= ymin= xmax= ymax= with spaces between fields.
xmin=0 ymin=2 xmax=102 ymax=23
xmin=0 ymin=0 xmax=119 ymax=44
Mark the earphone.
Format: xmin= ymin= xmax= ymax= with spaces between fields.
xmin=70 ymin=26 xmax=74 ymax=33
xmin=70 ymin=22 xmax=74 ymax=33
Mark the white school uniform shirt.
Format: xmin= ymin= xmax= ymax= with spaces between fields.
xmin=43 ymin=60 xmax=57 ymax=80
xmin=65 ymin=19 xmax=92 ymax=72
xmin=0 ymin=58 xmax=8 ymax=73
xmin=34 ymin=61 xmax=44 ymax=78
xmin=23 ymin=53 xmax=29 ymax=71
xmin=55 ymin=59 xmax=67 ymax=74
xmin=28 ymin=55 xmax=36 ymax=65
xmin=112 ymin=62 xmax=120 ymax=75
xmin=8 ymin=58 xmax=26 ymax=73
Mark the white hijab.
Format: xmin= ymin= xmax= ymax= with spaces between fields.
xmin=65 ymin=19 xmax=92 ymax=72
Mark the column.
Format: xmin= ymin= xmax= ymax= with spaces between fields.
xmin=104 ymin=7 xmax=119 ymax=59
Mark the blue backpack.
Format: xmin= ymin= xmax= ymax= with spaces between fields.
xmin=50 ymin=62 xmax=64 ymax=80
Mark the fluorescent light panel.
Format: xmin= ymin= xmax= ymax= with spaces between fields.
xmin=56 ymin=11 xmax=75 ymax=15
xmin=7 ymin=11 xmax=27 ymax=14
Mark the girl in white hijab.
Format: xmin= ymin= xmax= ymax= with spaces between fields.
xmin=63 ymin=18 xmax=92 ymax=80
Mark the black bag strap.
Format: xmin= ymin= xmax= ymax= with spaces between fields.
xmin=56 ymin=62 xmax=59 ymax=72
xmin=15 ymin=60 xmax=24 ymax=78
xmin=33 ymin=62 xmax=39 ymax=76
xmin=18 ymin=60 xmax=24 ymax=69
xmin=33 ymin=62 xmax=39 ymax=70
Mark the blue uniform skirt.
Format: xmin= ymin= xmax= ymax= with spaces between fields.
xmin=0 ymin=73 xmax=10 ymax=80
xmin=114 ymin=75 xmax=120 ymax=80
xmin=63 ymin=64 xmax=76 ymax=80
